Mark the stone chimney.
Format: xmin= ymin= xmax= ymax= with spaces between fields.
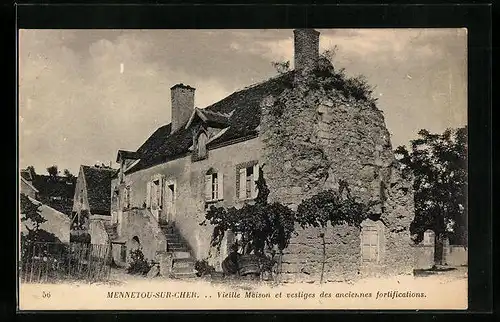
xmin=170 ymin=83 xmax=195 ymax=133
xmin=293 ymin=29 xmax=320 ymax=76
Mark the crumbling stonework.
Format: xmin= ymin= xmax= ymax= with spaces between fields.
xmin=261 ymin=68 xmax=415 ymax=281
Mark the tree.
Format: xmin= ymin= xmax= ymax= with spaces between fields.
xmin=20 ymin=193 xmax=46 ymax=231
xmin=295 ymin=180 xmax=379 ymax=283
xmin=46 ymin=165 xmax=58 ymax=178
xmin=394 ymin=126 xmax=467 ymax=247
xmin=202 ymin=167 xmax=295 ymax=257
xmin=271 ymin=60 xmax=290 ymax=74
xmin=63 ymin=169 xmax=76 ymax=180
xmin=20 ymin=193 xmax=61 ymax=268
xmin=26 ymin=166 xmax=36 ymax=178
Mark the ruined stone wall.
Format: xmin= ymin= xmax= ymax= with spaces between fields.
xmin=261 ymin=72 xmax=415 ymax=281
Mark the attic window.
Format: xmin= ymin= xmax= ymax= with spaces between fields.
xmin=193 ymin=131 xmax=208 ymax=161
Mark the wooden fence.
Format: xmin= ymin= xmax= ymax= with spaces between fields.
xmin=20 ymin=242 xmax=111 ymax=283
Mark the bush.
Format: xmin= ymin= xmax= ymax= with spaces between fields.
xmin=126 ymin=249 xmax=152 ymax=275
xmin=194 ymin=259 xmax=215 ymax=277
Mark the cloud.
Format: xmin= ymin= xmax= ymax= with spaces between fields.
xmin=18 ymin=29 xmax=467 ymax=174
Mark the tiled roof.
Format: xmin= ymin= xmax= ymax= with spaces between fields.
xmin=82 ymin=165 xmax=117 ymax=215
xmin=116 ymin=150 xmax=141 ymax=162
xmin=20 ymin=170 xmax=32 ymax=181
xmin=126 ymin=72 xmax=294 ymax=174
xmin=31 ymin=175 xmax=76 ymax=216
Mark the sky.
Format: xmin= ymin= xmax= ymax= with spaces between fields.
xmin=18 ymin=29 xmax=467 ymax=175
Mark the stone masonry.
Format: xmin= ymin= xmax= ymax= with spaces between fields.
xmin=260 ymin=59 xmax=415 ymax=282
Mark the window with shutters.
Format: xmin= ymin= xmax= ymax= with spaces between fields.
xmin=236 ymin=162 xmax=260 ymax=200
xmin=361 ymin=223 xmax=382 ymax=263
xmin=205 ymin=169 xmax=223 ymax=202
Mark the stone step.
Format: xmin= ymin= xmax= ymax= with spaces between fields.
xmin=172 ymin=271 xmax=197 ymax=279
xmin=169 ymin=246 xmax=188 ymax=252
xmin=172 ymin=266 xmax=196 ymax=274
xmin=172 ymin=251 xmax=191 ymax=259
xmin=165 ymin=235 xmax=183 ymax=242
xmin=168 ymin=243 xmax=190 ymax=250
xmin=173 ymin=258 xmax=195 ymax=269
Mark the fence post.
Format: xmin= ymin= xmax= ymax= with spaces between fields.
xmin=37 ymin=244 xmax=42 ymax=283
xmin=45 ymin=243 xmax=50 ymax=282
xmin=29 ymin=244 xmax=35 ymax=283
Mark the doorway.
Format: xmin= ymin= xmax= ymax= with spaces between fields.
xmin=162 ymin=183 xmax=175 ymax=223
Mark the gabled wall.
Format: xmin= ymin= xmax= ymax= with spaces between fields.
xmin=72 ymin=166 xmax=90 ymax=215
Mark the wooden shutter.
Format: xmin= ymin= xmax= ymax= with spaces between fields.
xmin=217 ymin=172 xmax=224 ymax=200
xmin=362 ymin=229 xmax=378 ymax=262
xmin=252 ymin=163 xmax=260 ymax=199
xmin=205 ymin=174 xmax=212 ymax=201
xmin=239 ymin=168 xmax=247 ymax=199
xmin=146 ymin=181 xmax=151 ymax=208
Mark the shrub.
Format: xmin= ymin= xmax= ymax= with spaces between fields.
xmin=126 ymin=249 xmax=152 ymax=275
xmin=194 ymin=259 xmax=215 ymax=277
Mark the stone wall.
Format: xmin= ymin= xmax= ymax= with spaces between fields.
xmin=261 ymin=70 xmax=415 ymax=281
xmin=21 ymin=199 xmax=71 ymax=243
xmin=20 ymin=179 xmax=37 ymax=199
xmin=89 ymin=215 xmax=110 ymax=245
xmin=120 ymin=208 xmax=168 ymax=261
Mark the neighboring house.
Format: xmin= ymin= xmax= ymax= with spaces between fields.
xmin=109 ymin=29 xmax=416 ymax=280
xmin=21 ymin=169 xmax=77 ymax=217
xmin=72 ymin=165 xmax=118 ymax=245
xmin=20 ymin=176 xmax=39 ymax=200
xmin=19 ymin=196 xmax=71 ymax=243
xmin=20 ymin=174 xmax=71 ymax=243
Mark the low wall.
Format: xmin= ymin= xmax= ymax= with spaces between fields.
xmin=119 ymin=208 xmax=167 ymax=262
xmin=89 ymin=215 xmax=110 ymax=246
xmin=444 ymin=245 xmax=468 ymax=266
xmin=412 ymin=245 xmax=435 ymax=270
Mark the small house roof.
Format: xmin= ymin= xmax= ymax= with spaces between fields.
xmin=81 ymin=165 xmax=117 ymax=215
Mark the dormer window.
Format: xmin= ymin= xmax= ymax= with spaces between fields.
xmin=193 ymin=130 xmax=208 ymax=161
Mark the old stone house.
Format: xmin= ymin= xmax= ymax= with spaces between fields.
xmin=20 ymin=168 xmax=76 ymax=217
xmin=20 ymin=175 xmax=39 ymax=200
xmin=20 ymin=172 xmax=71 ymax=243
xmin=72 ymin=164 xmax=117 ymax=245
xmin=109 ymin=29 xmax=416 ymax=280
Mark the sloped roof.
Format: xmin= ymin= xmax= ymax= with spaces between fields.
xmin=185 ymin=108 xmax=231 ymax=129
xmin=31 ymin=174 xmax=76 ymax=216
xmin=126 ymin=72 xmax=294 ymax=174
xmin=20 ymin=170 xmax=33 ymax=181
xmin=20 ymin=176 xmax=39 ymax=193
xmin=116 ymin=150 xmax=141 ymax=163
xmin=82 ymin=165 xmax=117 ymax=215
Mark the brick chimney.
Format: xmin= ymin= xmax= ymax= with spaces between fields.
xmin=170 ymin=83 xmax=195 ymax=133
xmin=294 ymin=29 xmax=320 ymax=76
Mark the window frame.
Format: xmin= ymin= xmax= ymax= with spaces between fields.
xmin=205 ymin=170 xmax=223 ymax=203
xmin=236 ymin=161 xmax=259 ymax=201
xmin=361 ymin=228 xmax=380 ymax=263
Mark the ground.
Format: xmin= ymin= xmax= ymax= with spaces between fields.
xmin=19 ymin=266 xmax=467 ymax=310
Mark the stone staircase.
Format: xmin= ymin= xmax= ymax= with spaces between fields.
xmin=159 ymin=222 xmax=197 ymax=279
